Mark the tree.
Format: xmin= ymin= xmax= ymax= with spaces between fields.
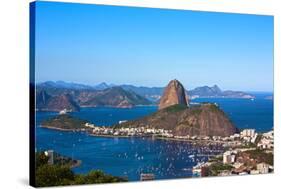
xmin=34 ymin=151 xmax=127 ymax=187
xmin=74 ymin=170 xmax=126 ymax=184
xmin=35 ymin=164 xmax=74 ymax=187
xmin=35 ymin=152 xmax=49 ymax=168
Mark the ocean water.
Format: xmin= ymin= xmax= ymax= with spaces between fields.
xmin=35 ymin=97 xmax=273 ymax=181
xmin=192 ymin=98 xmax=273 ymax=132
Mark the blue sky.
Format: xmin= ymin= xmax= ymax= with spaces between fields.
xmin=34 ymin=1 xmax=274 ymax=91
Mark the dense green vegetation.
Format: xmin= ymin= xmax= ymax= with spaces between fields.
xmin=41 ymin=114 xmax=87 ymax=130
xmin=191 ymin=108 xmax=202 ymax=115
xmin=82 ymin=86 xmax=152 ymax=106
xmin=72 ymin=170 xmax=126 ymax=185
xmin=36 ymin=164 xmax=75 ymax=187
xmin=164 ymin=104 xmax=187 ymax=113
xmin=200 ymin=103 xmax=223 ymax=113
xmin=206 ymin=162 xmax=233 ymax=176
xmin=209 ymin=104 xmax=220 ymax=112
xmin=35 ymin=152 xmax=127 ymax=187
xmin=36 ymin=151 xmax=79 ymax=167
xmin=245 ymin=149 xmax=273 ymax=165
xmin=208 ymin=156 xmax=223 ymax=163
xmin=36 ymin=152 xmax=49 ymax=168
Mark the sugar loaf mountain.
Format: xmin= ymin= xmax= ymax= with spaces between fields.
xmin=116 ymin=79 xmax=238 ymax=137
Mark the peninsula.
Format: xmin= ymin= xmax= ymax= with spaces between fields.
xmin=116 ymin=79 xmax=237 ymax=137
xmin=41 ymin=79 xmax=237 ymax=139
xmin=41 ymin=114 xmax=88 ymax=131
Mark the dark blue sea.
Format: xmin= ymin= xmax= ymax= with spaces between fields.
xmin=35 ymin=97 xmax=273 ymax=181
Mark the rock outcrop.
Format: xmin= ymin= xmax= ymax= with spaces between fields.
xmin=36 ymin=91 xmax=80 ymax=112
xmin=36 ymin=86 xmax=152 ymax=110
xmin=46 ymin=94 xmax=80 ymax=112
xmin=78 ymin=87 xmax=151 ymax=108
xmin=158 ymin=79 xmax=188 ymax=110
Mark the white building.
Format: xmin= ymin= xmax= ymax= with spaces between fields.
xmin=219 ymin=170 xmax=232 ymax=176
xmin=229 ymin=133 xmax=240 ymax=140
xmin=250 ymin=170 xmax=260 ymax=175
xmin=240 ymin=129 xmax=256 ymax=138
xmin=233 ymin=162 xmax=243 ymax=169
xmin=250 ymin=133 xmax=258 ymax=143
xmin=85 ymin=122 xmax=95 ymax=128
xmin=223 ymin=151 xmax=236 ymax=164
xmin=145 ymin=128 xmax=156 ymax=134
xmin=257 ymin=137 xmax=274 ymax=149
xmin=263 ymin=130 xmax=274 ymax=139
xmin=59 ymin=109 xmax=67 ymax=115
xmin=44 ymin=150 xmax=54 ymax=165
xmin=119 ymin=120 xmax=127 ymax=124
xmin=257 ymin=163 xmax=269 ymax=174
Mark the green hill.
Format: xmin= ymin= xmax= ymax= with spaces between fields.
xmin=41 ymin=114 xmax=87 ymax=130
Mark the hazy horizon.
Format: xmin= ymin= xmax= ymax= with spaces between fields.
xmin=35 ymin=2 xmax=273 ymax=92
xmin=37 ymin=80 xmax=273 ymax=93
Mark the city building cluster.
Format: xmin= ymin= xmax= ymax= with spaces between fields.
xmin=85 ymin=123 xmax=269 ymax=149
xmin=85 ymin=122 xmax=174 ymax=137
xmin=257 ymin=130 xmax=274 ymax=149
xmin=192 ymin=129 xmax=274 ymax=177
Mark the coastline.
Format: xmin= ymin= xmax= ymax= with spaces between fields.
xmin=38 ymin=122 xmax=274 ymax=179
xmin=89 ymin=133 xmax=136 ymax=138
xmin=40 ymin=125 xmax=87 ymax=132
xmin=155 ymin=136 xmax=230 ymax=146
xmin=41 ymin=126 xmax=234 ymax=147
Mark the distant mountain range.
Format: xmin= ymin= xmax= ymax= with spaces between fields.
xmin=76 ymin=86 xmax=151 ymax=108
xmin=38 ymin=81 xmax=255 ymax=99
xmin=97 ymin=83 xmax=255 ymax=100
xmin=36 ymin=83 xmax=152 ymax=111
xmin=36 ymin=81 xmax=256 ymax=112
xmin=188 ymin=85 xmax=255 ymax=99
xmin=38 ymin=81 xmax=96 ymax=90
xmin=36 ymin=90 xmax=80 ymax=112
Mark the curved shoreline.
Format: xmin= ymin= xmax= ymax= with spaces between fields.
xmin=41 ymin=126 xmax=236 ymax=147
xmin=40 ymin=125 xmax=87 ymax=132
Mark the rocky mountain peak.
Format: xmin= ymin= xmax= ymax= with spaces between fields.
xmin=158 ymin=79 xmax=189 ymax=110
xmin=211 ymin=85 xmax=222 ymax=93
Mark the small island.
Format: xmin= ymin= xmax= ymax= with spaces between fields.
xmin=41 ymin=114 xmax=88 ymax=131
